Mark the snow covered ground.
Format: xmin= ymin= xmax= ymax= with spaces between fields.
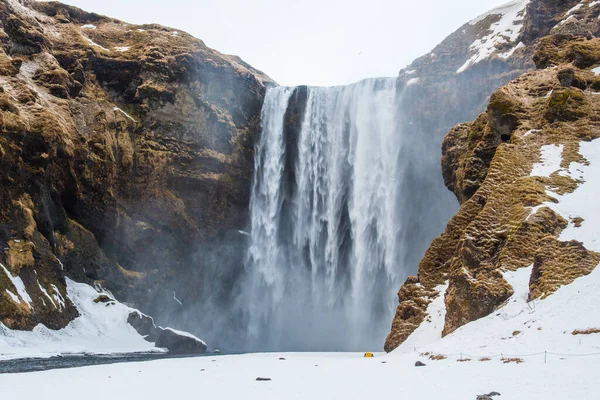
xmin=0 ymin=279 xmax=159 ymax=360
xmin=0 ymin=349 xmax=597 ymax=399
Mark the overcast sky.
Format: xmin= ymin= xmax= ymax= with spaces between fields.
xmin=48 ymin=0 xmax=509 ymax=86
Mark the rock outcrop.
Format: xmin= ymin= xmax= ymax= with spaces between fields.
xmin=386 ymin=0 xmax=600 ymax=352
xmin=154 ymin=327 xmax=207 ymax=354
xmin=0 ymin=0 xmax=272 ymax=331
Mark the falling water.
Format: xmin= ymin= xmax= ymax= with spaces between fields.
xmin=242 ymin=78 xmax=412 ymax=351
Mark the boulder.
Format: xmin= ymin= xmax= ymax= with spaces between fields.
xmin=127 ymin=311 xmax=161 ymax=342
xmin=155 ymin=327 xmax=207 ymax=354
xmin=477 ymin=392 xmax=501 ymax=400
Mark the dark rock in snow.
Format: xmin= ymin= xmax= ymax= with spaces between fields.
xmin=256 ymin=377 xmax=272 ymax=381
xmin=94 ymin=295 xmax=114 ymax=304
xmin=155 ymin=327 xmax=207 ymax=354
xmin=415 ymin=361 xmax=426 ymax=367
xmin=477 ymin=392 xmax=501 ymax=400
xmin=127 ymin=311 xmax=161 ymax=342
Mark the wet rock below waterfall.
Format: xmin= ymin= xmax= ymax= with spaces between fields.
xmin=127 ymin=311 xmax=207 ymax=353
xmin=155 ymin=327 xmax=208 ymax=354
xmin=127 ymin=311 xmax=161 ymax=342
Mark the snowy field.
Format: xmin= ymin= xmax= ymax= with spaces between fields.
xmin=0 ymin=350 xmax=597 ymax=400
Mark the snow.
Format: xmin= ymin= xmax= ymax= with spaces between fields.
xmin=535 ymin=139 xmax=600 ymax=252
xmin=394 ymin=282 xmax=448 ymax=353
xmin=592 ymin=66 xmax=600 ymax=75
xmin=406 ymin=77 xmax=420 ymax=86
xmin=114 ymin=46 xmax=130 ymax=52
xmin=566 ymin=3 xmax=584 ymax=15
xmin=5 ymin=289 xmax=20 ymax=305
xmin=498 ymin=41 xmax=525 ymax=59
xmin=83 ymin=36 xmax=110 ymax=51
xmin=0 ymin=278 xmax=159 ymax=360
xmin=1 ymin=263 xmax=33 ymax=309
xmin=80 ymin=24 xmax=97 ymax=30
xmin=590 ymin=0 xmax=600 ymax=7
xmin=405 ymin=69 xmax=417 ymax=75
xmin=50 ymin=284 xmax=66 ymax=309
xmin=530 ymin=144 xmax=564 ymax=177
xmin=37 ymin=280 xmax=58 ymax=309
xmin=458 ymin=0 xmax=529 ymax=73
xmin=559 ymin=15 xmax=576 ymax=25
xmin=160 ymin=327 xmax=207 ymax=347
xmin=523 ymin=129 xmax=541 ymax=137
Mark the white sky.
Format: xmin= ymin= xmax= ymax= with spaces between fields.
xmin=47 ymin=0 xmax=509 ymax=86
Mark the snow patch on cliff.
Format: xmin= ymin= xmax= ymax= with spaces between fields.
xmin=82 ymin=36 xmax=110 ymax=51
xmin=566 ymin=3 xmax=584 ymax=15
xmin=394 ymin=282 xmax=448 ymax=354
xmin=458 ymin=0 xmax=529 ymax=73
xmin=1 ymin=263 xmax=33 ymax=309
xmin=544 ymin=139 xmax=600 ymax=252
xmin=530 ymin=144 xmax=564 ymax=177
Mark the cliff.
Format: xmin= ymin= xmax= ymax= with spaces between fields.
xmin=386 ymin=0 xmax=600 ymax=352
xmin=0 ymin=0 xmax=272 ymax=331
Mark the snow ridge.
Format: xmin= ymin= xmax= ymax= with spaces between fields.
xmin=1 ymin=263 xmax=33 ymax=309
xmin=458 ymin=0 xmax=530 ymax=73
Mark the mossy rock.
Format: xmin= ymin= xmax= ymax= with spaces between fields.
xmin=136 ymin=82 xmax=176 ymax=104
xmin=590 ymin=76 xmax=600 ymax=91
xmin=545 ymin=88 xmax=591 ymax=122
xmin=569 ymin=41 xmax=600 ymax=69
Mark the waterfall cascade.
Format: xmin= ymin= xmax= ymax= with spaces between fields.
xmin=243 ymin=78 xmax=411 ymax=351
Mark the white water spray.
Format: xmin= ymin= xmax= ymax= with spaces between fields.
xmin=244 ymin=79 xmax=409 ymax=351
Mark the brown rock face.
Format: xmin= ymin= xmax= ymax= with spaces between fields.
xmin=0 ymin=0 xmax=272 ymax=330
xmin=386 ymin=6 xmax=600 ymax=351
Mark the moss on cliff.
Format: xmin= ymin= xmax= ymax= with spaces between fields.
xmin=0 ymin=0 xmax=272 ymax=330
xmin=386 ymin=30 xmax=600 ymax=352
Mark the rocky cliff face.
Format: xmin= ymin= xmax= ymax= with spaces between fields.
xmin=0 ymin=0 xmax=272 ymax=331
xmin=386 ymin=0 xmax=600 ymax=352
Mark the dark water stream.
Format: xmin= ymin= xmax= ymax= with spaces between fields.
xmin=0 ymin=351 xmax=227 ymax=374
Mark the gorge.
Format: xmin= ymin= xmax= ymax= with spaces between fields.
xmin=2 ymin=0 xmax=600 ymax=366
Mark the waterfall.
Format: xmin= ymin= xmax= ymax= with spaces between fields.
xmin=243 ymin=78 xmax=410 ymax=351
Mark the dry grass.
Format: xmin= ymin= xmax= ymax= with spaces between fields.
xmin=429 ymin=353 xmax=447 ymax=360
xmin=572 ymin=328 xmax=600 ymax=335
xmin=479 ymin=357 xmax=492 ymax=362
xmin=502 ymin=357 xmax=524 ymax=364
xmin=457 ymin=358 xmax=472 ymax=362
